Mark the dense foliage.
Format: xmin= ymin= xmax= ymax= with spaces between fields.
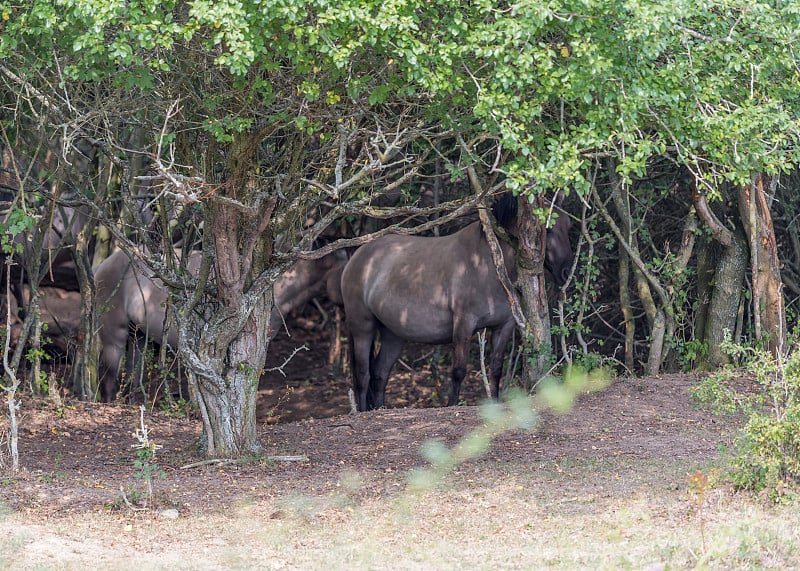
xmin=4 ymin=1 xmax=800 ymax=183
xmin=693 ymin=340 xmax=800 ymax=501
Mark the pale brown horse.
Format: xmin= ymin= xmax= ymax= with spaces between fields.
xmin=95 ymin=247 xmax=347 ymax=401
xmin=3 ymin=285 xmax=82 ymax=354
xmin=341 ymin=193 xmax=574 ymax=411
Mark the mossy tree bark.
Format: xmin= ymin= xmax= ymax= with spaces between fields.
xmin=178 ymin=132 xmax=278 ymax=457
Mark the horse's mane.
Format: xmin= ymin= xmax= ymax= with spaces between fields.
xmin=491 ymin=192 xmax=518 ymax=230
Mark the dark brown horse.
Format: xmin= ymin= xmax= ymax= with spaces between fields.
xmin=341 ymin=193 xmax=574 ymax=411
xmin=95 ymin=247 xmax=347 ymax=401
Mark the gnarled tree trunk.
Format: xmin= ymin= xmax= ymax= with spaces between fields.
xmin=177 ymin=132 xmax=277 ymax=457
xmin=516 ymin=195 xmax=552 ymax=383
xmin=185 ymin=294 xmax=272 ymax=457
xmin=705 ymin=230 xmax=748 ymax=367
xmin=180 ymin=201 xmax=276 ymax=457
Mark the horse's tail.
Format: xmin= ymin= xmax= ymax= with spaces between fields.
xmin=491 ymin=192 xmax=518 ymax=230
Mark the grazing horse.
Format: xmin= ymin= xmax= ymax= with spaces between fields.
xmin=95 ymin=247 xmax=348 ymax=401
xmin=2 ymin=285 xmax=82 ymax=354
xmin=341 ymin=193 xmax=574 ymax=411
xmin=1 ymin=200 xmax=91 ymax=291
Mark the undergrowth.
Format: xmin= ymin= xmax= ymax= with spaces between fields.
xmin=692 ymin=336 xmax=800 ymax=502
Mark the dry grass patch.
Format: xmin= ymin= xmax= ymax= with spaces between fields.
xmin=2 ymin=458 xmax=799 ymax=570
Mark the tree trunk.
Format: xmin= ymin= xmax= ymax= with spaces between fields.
xmin=187 ymin=295 xmax=271 ymax=457
xmin=704 ymin=229 xmax=748 ymax=367
xmin=181 ymin=214 xmax=274 ymax=456
xmin=738 ymin=174 xmax=786 ymax=355
xmin=694 ymin=237 xmax=715 ymax=350
xmin=72 ymin=153 xmax=106 ymax=400
xmin=72 ymin=226 xmax=98 ymax=399
xmin=516 ymin=196 xmax=552 ymax=383
xmin=327 ymin=306 xmax=345 ymax=373
xmin=604 ymin=158 xmax=674 ymax=373
xmin=645 ymin=310 xmax=667 ymax=374
xmin=693 ymin=189 xmax=749 ymax=368
xmin=177 ymin=131 xmax=276 ymax=457
xmin=617 ymin=222 xmax=635 ymax=371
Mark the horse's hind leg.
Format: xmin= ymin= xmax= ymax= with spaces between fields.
xmin=370 ymin=327 xmax=403 ymax=409
xmin=447 ymin=353 xmax=468 ymax=406
xmin=489 ymin=321 xmax=515 ymax=400
xmin=447 ymin=314 xmax=475 ymax=406
xmin=98 ymin=314 xmax=133 ymax=402
xmin=125 ymin=331 xmax=149 ymax=403
xmin=350 ymin=333 xmax=376 ymax=412
xmin=448 ymin=325 xmax=475 ymax=406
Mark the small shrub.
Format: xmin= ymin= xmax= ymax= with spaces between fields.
xmin=129 ymin=405 xmax=166 ymax=508
xmin=692 ymin=336 xmax=800 ymax=502
xmin=158 ymin=397 xmax=193 ymax=418
xmin=729 ymin=408 xmax=800 ymax=501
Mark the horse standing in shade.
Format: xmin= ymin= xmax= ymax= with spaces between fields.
xmin=341 ymin=193 xmax=574 ymax=412
xmin=95 ymin=247 xmax=348 ymax=402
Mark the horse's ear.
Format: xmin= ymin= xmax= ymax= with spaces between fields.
xmin=551 ymin=190 xmax=565 ymax=207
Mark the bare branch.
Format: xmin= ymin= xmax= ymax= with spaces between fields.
xmin=265 ymin=345 xmax=309 ymax=377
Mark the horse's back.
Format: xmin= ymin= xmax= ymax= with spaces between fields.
xmin=341 ymin=223 xmax=512 ymax=344
xmin=95 ymin=250 xmax=131 ymax=310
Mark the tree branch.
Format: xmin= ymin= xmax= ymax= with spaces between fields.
xmin=693 ymin=188 xmax=733 ymax=248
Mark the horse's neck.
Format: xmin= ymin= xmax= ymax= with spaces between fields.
xmin=465 ymin=221 xmax=516 ymax=274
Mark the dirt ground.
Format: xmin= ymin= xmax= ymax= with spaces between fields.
xmin=0 ymin=317 xmax=738 ymax=515
xmin=0 ymin=314 xmax=769 ymax=569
